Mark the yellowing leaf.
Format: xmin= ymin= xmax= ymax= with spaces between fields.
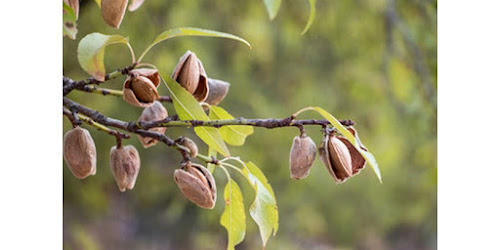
xmin=77 ymin=33 xmax=129 ymax=81
xmin=162 ymin=75 xmax=230 ymax=157
xmin=220 ymin=179 xmax=246 ymax=250
xmin=242 ymin=162 xmax=278 ymax=247
xmin=209 ymin=106 xmax=254 ymax=146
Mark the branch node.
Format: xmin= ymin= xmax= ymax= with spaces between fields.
xmin=211 ymin=156 xmax=219 ymax=165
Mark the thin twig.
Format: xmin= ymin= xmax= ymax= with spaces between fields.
xmin=76 ymin=86 xmax=173 ymax=103
xmin=63 ymin=64 xmax=136 ymax=96
xmin=63 ymin=108 xmax=130 ymax=139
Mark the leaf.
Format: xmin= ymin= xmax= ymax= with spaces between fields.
xmin=95 ymin=0 xmax=101 ymax=7
xmin=162 ymin=75 xmax=230 ymax=157
xmin=309 ymin=107 xmax=382 ymax=183
xmin=207 ymin=147 xmax=218 ymax=173
xmin=209 ymin=106 xmax=254 ymax=146
xmin=262 ymin=0 xmax=282 ymax=20
xmin=242 ymin=162 xmax=278 ymax=247
xmin=152 ymin=27 xmax=251 ymax=48
xmin=77 ymin=33 xmax=129 ymax=81
xmin=63 ymin=2 xmax=78 ymax=39
xmin=301 ymin=0 xmax=316 ymax=35
xmin=139 ymin=27 xmax=251 ymax=61
xmin=220 ymin=178 xmax=246 ymax=250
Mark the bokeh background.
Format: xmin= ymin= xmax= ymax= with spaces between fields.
xmin=63 ymin=0 xmax=437 ymax=249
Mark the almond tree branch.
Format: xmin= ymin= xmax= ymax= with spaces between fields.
xmin=64 ymin=97 xmax=354 ymax=137
xmin=63 ymin=64 xmax=136 ymax=96
xmin=138 ymin=117 xmax=355 ymax=130
xmin=63 ymin=97 xmax=213 ymax=164
xmin=75 ymin=86 xmax=173 ymax=102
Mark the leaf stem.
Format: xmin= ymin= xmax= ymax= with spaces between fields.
xmin=126 ymin=42 xmax=136 ymax=63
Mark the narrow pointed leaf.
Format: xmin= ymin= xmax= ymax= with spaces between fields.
xmin=77 ymin=33 xmax=129 ymax=81
xmin=162 ymin=75 xmax=230 ymax=156
xmin=152 ymin=27 xmax=251 ymax=48
xmin=95 ymin=0 xmax=101 ymax=7
xmin=301 ymin=0 xmax=316 ymax=35
xmin=262 ymin=0 xmax=282 ymax=20
xmin=139 ymin=27 xmax=251 ymax=61
xmin=309 ymin=107 xmax=382 ymax=183
xmin=220 ymin=179 xmax=246 ymax=250
xmin=242 ymin=162 xmax=278 ymax=247
xmin=209 ymin=106 xmax=254 ymax=146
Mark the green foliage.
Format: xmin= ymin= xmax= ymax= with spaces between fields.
xmin=209 ymin=106 xmax=254 ymax=146
xmin=243 ymin=161 xmax=279 ymax=247
xmin=77 ymin=33 xmax=129 ymax=81
xmin=63 ymin=0 xmax=436 ymax=249
xmin=162 ymin=74 xmax=230 ymax=157
xmin=220 ymin=178 xmax=246 ymax=250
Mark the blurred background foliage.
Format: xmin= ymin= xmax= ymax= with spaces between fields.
xmin=63 ymin=0 xmax=436 ymax=249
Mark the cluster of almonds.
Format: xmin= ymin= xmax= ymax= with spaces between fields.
xmin=63 ymin=122 xmax=213 ymax=209
xmin=122 ymin=51 xmax=230 ymax=108
xmin=63 ymin=50 xmax=229 ymax=208
xmin=289 ymin=127 xmax=368 ymax=183
xmin=63 ymin=126 xmax=141 ymax=191
xmin=64 ymin=49 xmax=368 ymax=208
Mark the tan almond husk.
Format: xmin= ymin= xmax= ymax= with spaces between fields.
xmin=123 ymin=75 xmax=159 ymax=107
xmin=289 ymin=135 xmax=317 ymax=180
xmin=101 ymin=0 xmax=129 ymax=28
xmin=319 ymin=133 xmax=353 ymax=183
xmin=339 ymin=126 xmax=368 ymax=175
xmin=174 ymin=162 xmax=216 ymax=209
xmin=171 ymin=51 xmax=209 ymax=102
xmin=130 ymin=68 xmax=160 ymax=87
xmin=63 ymin=127 xmax=97 ymax=179
xmin=137 ymin=101 xmax=168 ymax=148
xmin=110 ymin=145 xmax=141 ymax=192
xmin=205 ymin=78 xmax=230 ymax=106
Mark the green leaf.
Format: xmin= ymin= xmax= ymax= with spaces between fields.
xmin=63 ymin=2 xmax=77 ymax=39
xmin=162 ymin=75 xmax=231 ymax=157
xmin=220 ymin=178 xmax=246 ymax=250
xmin=209 ymin=106 xmax=254 ymax=146
xmin=301 ymin=0 xmax=316 ymax=35
xmin=77 ymin=33 xmax=129 ymax=81
xmin=262 ymin=0 xmax=282 ymax=20
xmin=207 ymin=147 xmax=218 ymax=173
xmin=242 ymin=162 xmax=278 ymax=247
xmin=139 ymin=27 xmax=251 ymax=62
xmin=309 ymin=107 xmax=382 ymax=183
